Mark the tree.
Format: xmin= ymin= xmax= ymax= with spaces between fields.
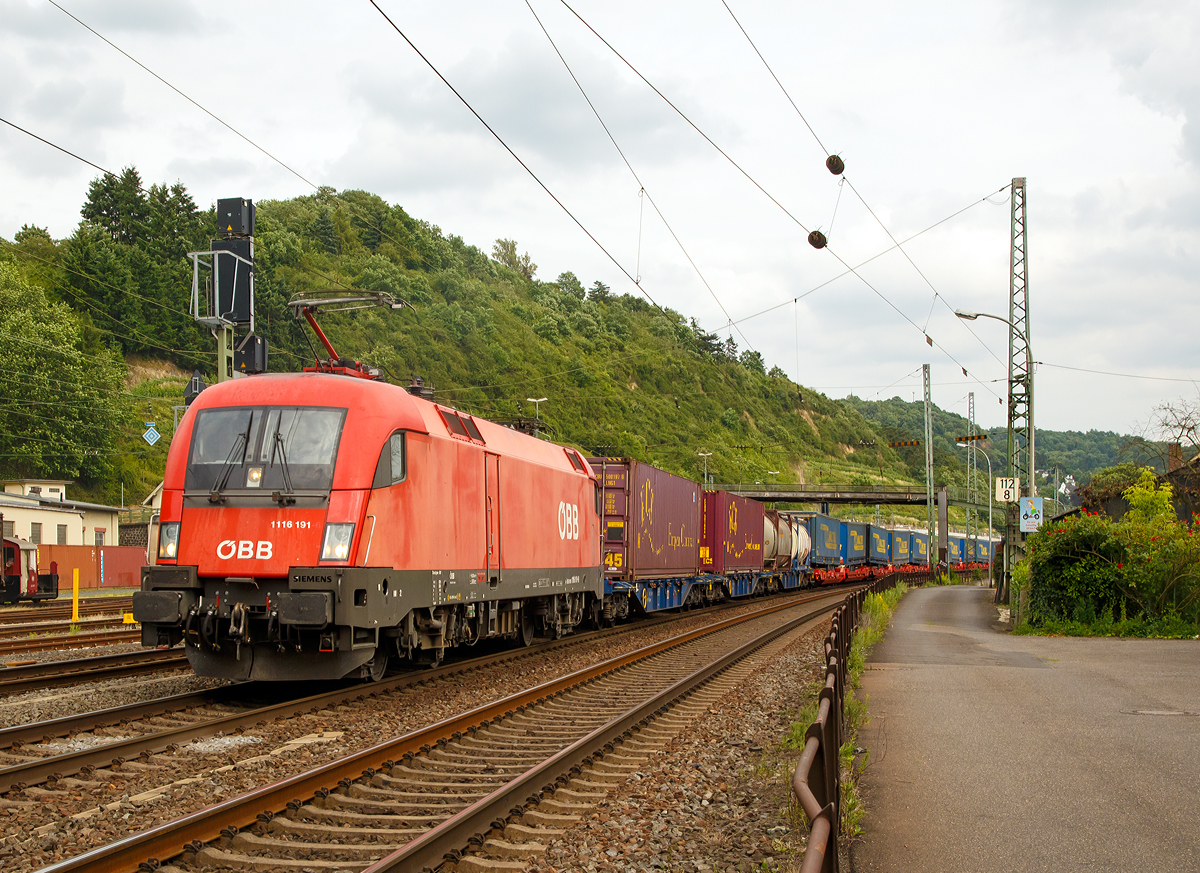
xmin=588 ymin=279 xmax=611 ymax=302
xmin=557 ymin=271 xmax=585 ymax=301
xmin=491 ymin=238 xmax=536 ymax=279
xmin=768 ymin=365 xmax=788 ymax=379
xmin=739 ymin=349 xmax=765 ymax=375
xmin=81 ymin=167 xmax=148 ymax=245
xmin=722 ymin=335 xmax=738 ymax=361
xmin=0 ymin=262 xmax=124 ymax=481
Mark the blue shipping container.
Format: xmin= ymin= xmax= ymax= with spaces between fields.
xmin=911 ymin=532 xmax=930 ymax=565
xmin=808 ymin=515 xmax=842 ymax=566
xmin=948 ymin=536 xmax=964 ymax=563
xmin=842 ymin=522 xmax=867 ymax=566
xmin=977 ymin=539 xmax=992 ymax=562
xmin=891 ymin=531 xmax=910 ymax=565
xmin=868 ymin=526 xmax=892 ymax=565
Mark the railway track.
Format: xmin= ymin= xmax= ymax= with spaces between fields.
xmin=0 ymin=628 xmax=141 ymax=655
xmin=34 ymin=586 xmax=849 ymax=873
xmin=0 ymin=590 xmax=823 ymax=794
xmin=0 ymin=597 xmax=134 ymax=624
xmin=0 ymin=649 xmax=187 ymax=695
xmin=0 ymin=617 xmax=133 ymax=641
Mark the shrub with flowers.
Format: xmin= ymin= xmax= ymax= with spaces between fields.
xmin=1024 ymin=468 xmax=1200 ymax=632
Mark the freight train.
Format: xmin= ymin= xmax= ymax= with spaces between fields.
xmin=131 ymin=364 xmax=991 ymax=682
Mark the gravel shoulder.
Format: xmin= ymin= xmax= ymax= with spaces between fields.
xmin=527 ymin=621 xmax=831 ymax=873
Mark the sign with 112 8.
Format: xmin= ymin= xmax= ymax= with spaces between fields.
xmin=995 ymin=477 xmax=1019 ymax=503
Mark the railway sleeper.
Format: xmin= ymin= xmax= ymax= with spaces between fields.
xmin=376 ymin=763 xmax=510 ymax=784
xmin=194 ymin=845 xmax=371 ymax=871
xmin=293 ymin=803 xmax=432 ymax=830
xmin=232 ymin=830 xmax=404 ymax=858
xmin=270 ymin=815 xmax=424 ymax=840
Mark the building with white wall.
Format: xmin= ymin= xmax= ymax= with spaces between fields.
xmin=1 ymin=481 xmax=121 ymax=547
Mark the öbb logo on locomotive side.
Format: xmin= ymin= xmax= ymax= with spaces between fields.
xmin=557 ymin=502 xmax=579 ymax=540
xmin=217 ymin=540 xmax=274 ymax=560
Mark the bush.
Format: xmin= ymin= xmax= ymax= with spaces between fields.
xmin=1024 ymin=468 xmax=1200 ymax=631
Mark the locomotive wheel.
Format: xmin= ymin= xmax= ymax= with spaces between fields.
xmin=366 ymin=651 xmax=388 ymax=682
xmin=520 ymin=608 xmax=536 ymax=647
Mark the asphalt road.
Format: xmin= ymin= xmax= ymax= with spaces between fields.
xmin=852 ymin=584 xmax=1200 ymax=872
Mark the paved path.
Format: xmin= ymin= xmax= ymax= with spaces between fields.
xmin=853 ymin=584 xmax=1200 ymax=872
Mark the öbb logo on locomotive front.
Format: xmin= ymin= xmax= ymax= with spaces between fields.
xmin=216 ymin=540 xmax=274 ymax=560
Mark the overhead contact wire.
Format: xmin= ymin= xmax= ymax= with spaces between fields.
xmin=524 ymin=0 xmax=756 ymax=351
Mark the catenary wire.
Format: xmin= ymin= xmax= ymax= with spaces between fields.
xmin=367 ymin=0 xmax=665 ymax=314
xmin=524 ymin=0 xmax=756 ymax=352
xmin=717 ymin=1 xmax=1008 ymax=368
xmin=555 ymin=1 xmax=1002 ymax=401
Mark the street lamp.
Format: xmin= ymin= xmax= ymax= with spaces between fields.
xmin=698 ymin=451 xmax=712 ymax=488
xmin=768 ymin=470 xmax=779 ymax=485
xmin=956 ymin=441 xmax=994 ymax=591
xmin=956 ymin=307 xmax=1034 ymax=605
xmin=526 ymin=397 xmax=547 ymax=420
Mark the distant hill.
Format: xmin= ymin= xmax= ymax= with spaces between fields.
xmin=843 ymin=395 xmax=1144 ymax=489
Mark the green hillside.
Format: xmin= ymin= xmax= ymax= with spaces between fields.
xmin=843 ymin=394 xmax=1150 ymax=491
xmin=3 ymin=171 xmax=982 ymax=508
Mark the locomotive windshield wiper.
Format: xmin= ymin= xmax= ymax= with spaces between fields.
xmin=209 ymin=430 xmax=249 ymax=503
xmin=269 ymin=427 xmax=296 ymax=505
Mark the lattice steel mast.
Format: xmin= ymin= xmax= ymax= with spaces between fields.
xmin=1004 ymin=177 xmax=1033 ymax=603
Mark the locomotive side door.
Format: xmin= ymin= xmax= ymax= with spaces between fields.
xmin=485 ymin=453 xmax=501 ymax=583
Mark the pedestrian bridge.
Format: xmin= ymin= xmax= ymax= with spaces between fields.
xmin=712 ymin=483 xmax=990 ymax=514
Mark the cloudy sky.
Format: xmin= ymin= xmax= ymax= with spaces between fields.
xmin=2 ymin=0 xmax=1198 ymax=435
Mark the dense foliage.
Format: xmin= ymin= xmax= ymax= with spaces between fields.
xmin=845 ymin=395 xmax=1137 ymax=490
xmin=0 ymin=261 xmax=125 ymax=481
xmin=1022 ymin=469 xmax=1200 ymax=635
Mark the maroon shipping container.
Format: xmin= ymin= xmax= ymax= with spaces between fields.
xmin=701 ymin=491 xmax=765 ymax=574
xmin=587 ymin=457 xmax=702 ymax=580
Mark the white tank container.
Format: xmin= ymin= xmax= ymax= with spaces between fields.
xmin=763 ymin=515 xmax=778 ymax=564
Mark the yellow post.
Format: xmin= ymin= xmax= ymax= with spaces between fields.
xmin=72 ymin=568 xmax=79 ymax=622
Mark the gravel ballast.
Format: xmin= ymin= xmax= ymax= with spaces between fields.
xmin=0 ymin=593 xmax=839 ymax=871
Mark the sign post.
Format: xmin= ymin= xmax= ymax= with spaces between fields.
xmin=1019 ymin=497 xmax=1044 ymax=533
xmin=72 ymin=567 xmax=79 ymax=623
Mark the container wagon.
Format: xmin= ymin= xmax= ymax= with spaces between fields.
xmin=948 ymin=535 xmax=965 ymax=567
xmin=890 ymin=530 xmax=910 ymax=566
xmin=702 ymin=491 xmax=764 ymax=596
xmin=867 ymin=525 xmax=892 ymax=567
xmin=807 ymin=514 xmax=843 ymax=584
xmin=911 ymin=531 xmax=930 ymax=565
xmin=590 ymin=457 xmax=704 ymax=614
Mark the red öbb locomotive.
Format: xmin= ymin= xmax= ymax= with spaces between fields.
xmin=133 ymin=371 xmax=603 ymax=681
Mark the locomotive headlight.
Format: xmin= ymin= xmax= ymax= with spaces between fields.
xmin=245 ymin=466 xmax=264 ymax=488
xmin=158 ymin=522 xmax=180 ymax=560
xmin=320 ymin=523 xmax=355 ymax=561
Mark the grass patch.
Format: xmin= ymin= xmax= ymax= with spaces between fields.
xmin=841 ymin=582 xmax=907 ymax=837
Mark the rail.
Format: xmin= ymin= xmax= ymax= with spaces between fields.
xmin=791 ymin=570 xmax=931 ymax=873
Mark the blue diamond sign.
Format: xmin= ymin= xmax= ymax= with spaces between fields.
xmin=143 ymin=424 xmax=161 ymax=446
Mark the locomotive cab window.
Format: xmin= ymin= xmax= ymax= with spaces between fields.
xmin=372 ymin=432 xmax=408 ymax=488
xmin=185 ymin=406 xmax=347 ymax=493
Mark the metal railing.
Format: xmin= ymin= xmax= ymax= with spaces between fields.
xmin=791 ymin=571 xmax=930 ymax=873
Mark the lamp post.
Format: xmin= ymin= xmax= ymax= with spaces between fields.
xmin=698 ymin=451 xmax=712 ymax=488
xmin=956 ymin=308 xmax=1034 ymax=604
xmin=526 ymin=397 xmax=547 ymax=420
xmin=957 ymin=441 xmax=994 ymax=590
